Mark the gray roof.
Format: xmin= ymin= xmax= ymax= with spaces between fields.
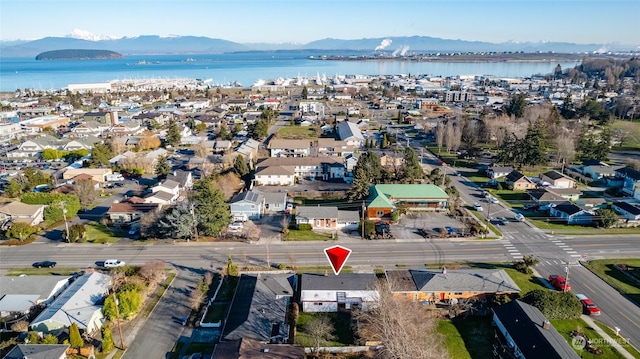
xmin=336 ymin=121 xmax=364 ymax=141
xmin=31 ymin=271 xmax=111 ymax=331
xmin=146 ymin=190 xmax=175 ymax=201
xmin=166 ymin=170 xmax=191 ymax=187
xmin=3 ymin=344 xmax=70 ymax=359
xmin=261 ymin=192 xmax=287 ymax=205
xmin=493 ymin=300 xmax=580 ymax=359
xmin=296 ymin=206 xmax=339 ymax=221
xmin=387 ymin=269 xmax=520 ymax=293
xmin=338 ymin=210 xmax=360 ymax=222
xmin=230 ymin=190 xmax=264 ymax=205
xmin=301 ymin=273 xmax=377 ymax=291
xmin=0 ymin=275 xmax=70 ymax=302
xmin=223 ymin=274 xmax=294 ymax=342
xmin=0 ymin=294 xmax=41 ymax=313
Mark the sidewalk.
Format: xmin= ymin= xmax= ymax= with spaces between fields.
xmin=581 ymin=315 xmax=636 ymax=359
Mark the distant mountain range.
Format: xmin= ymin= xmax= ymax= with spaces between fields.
xmin=0 ymin=35 xmax=633 ymax=57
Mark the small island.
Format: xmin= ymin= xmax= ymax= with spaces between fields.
xmin=35 ymin=49 xmax=123 ymax=60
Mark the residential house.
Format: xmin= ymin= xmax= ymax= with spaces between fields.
xmin=255 ymin=157 xmax=346 ymax=182
xmin=298 ymin=101 xmax=324 ymax=115
xmin=0 ymin=276 xmax=71 ymax=317
xmin=492 ymin=300 xmax=580 ymax=359
xmin=344 ymin=153 xmax=359 ymax=177
xmin=146 ymin=179 xmax=181 ymax=204
xmin=579 ymin=161 xmax=618 ymax=180
xmin=549 ymin=203 xmax=593 ymax=225
xmin=213 ymin=337 xmax=304 ymax=359
xmin=69 ymin=120 xmax=111 ymax=136
xmin=221 ymin=274 xmax=294 ymax=343
xmin=3 ymin=344 xmax=70 ymax=359
xmin=336 ymin=121 xmax=364 ymax=147
xmin=486 ymin=165 xmax=514 ymax=179
xmin=107 ymin=201 xmax=160 ymax=224
xmin=166 ymin=169 xmax=193 ymax=191
xmin=300 ymin=273 xmax=378 ymax=312
xmin=226 ymin=98 xmax=250 ymax=110
xmin=612 ymin=201 xmax=640 ymax=221
xmin=254 ymin=166 xmax=296 ymax=186
xmin=539 ymin=170 xmax=576 ymax=189
xmin=295 ymin=206 xmax=337 ymax=230
xmin=62 ymin=168 xmax=112 ymax=183
xmin=261 ymin=192 xmax=287 ymax=213
xmin=575 ymin=197 xmax=608 ymax=209
xmin=230 ymin=190 xmax=264 ymax=221
xmin=235 ymin=139 xmax=260 ymax=165
xmin=268 ymin=139 xmax=311 ymax=158
xmin=379 ymin=152 xmax=405 ymax=168
xmin=82 ymin=111 xmax=111 ymax=123
xmin=386 ymin=268 xmax=520 ymax=303
xmin=0 ymin=201 xmax=46 ymax=226
xmin=505 ymin=170 xmax=537 ymax=191
xmin=616 ymin=166 xmax=640 ymax=199
xmin=30 ymin=271 xmax=111 ymax=334
xmin=212 ymin=140 xmax=232 ymax=154
xmin=366 ymin=184 xmax=449 ymax=221
xmin=314 ymin=138 xmax=354 ymax=157
xmin=527 ymin=189 xmax=566 ymax=207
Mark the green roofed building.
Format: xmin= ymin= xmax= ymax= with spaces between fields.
xmin=366 ymin=184 xmax=449 ymax=221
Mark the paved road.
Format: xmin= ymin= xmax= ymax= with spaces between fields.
xmin=122 ymin=269 xmax=200 ymax=359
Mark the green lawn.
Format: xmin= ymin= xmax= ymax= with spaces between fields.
xmin=551 ymin=318 xmax=628 ymax=359
xmin=528 ymin=219 xmax=640 ymax=235
xmin=583 ymin=259 xmax=640 ymax=306
xmin=593 ymin=321 xmax=640 ymax=358
xmin=7 ymin=267 xmax=81 ymax=276
xmin=215 ymin=275 xmax=239 ymax=302
xmin=468 ymin=210 xmax=502 ymax=237
xmin=203 ymin=302 xmax=228 ymax=323
xmin=438 ymin=316 xmax=494 ymax=359
xmin=285 ymin=229 xmax=336 ymax=241
xmin=426 ymin=145 xmax=478 ymax=168
xmin=296 ymin=312 xmax=354 ymax=347
xmin=502 ymin=267 xmax=548 ymax=294
xmin=85 ymin=223 xmax=127 ymax=243
xmin=277 ymin=126 xmax=319 ymax=139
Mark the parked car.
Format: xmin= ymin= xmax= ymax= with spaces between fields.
xmin=32 ymin=260 xmax=56 ymax=268
xmin=548 ymin=274 xmax=571 ymax=291
xmin=473 ymin=203 xmax=484 ymax=211
xmin=228 ymin=222 xmax=243 ymax=232
xmin=445 ymin=226 xmax=457 ymax=236
xmin=104 ymin=259 xmax=126 ymax=268
xmin=576 ymin=294 xmax=601 ymax=315
xmin=285 ymin=203 xmax=294 ymax=214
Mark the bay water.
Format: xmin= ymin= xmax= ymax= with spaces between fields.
xmin=0 ymin=52 xmax=581 ymax=92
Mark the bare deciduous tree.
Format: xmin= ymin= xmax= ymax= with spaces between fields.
xmin=435 ymin=121 xmax=445 ymax=152
xmin=204 ymin=271 xmax=214 ymax=287
xmin=354 ymin=279 xmax=446 ymax=359
xmin=10 ymin=320 xmax=29 ymax=332
xmin=189 ymin=287 xmax=205 ymax=310
xmin=555 ymin=133 xmax=576 ymax=165
xmin=73 ymin=179 xmax=97 ymax=209
xmin=139 ymin=260 xmax=165 ymax=283
xmin=306 ymin=314 xmax=335 ymax=357
xmin=241 ymin=221 xmax=261 ymax=240
xmin=444 ymin=121 xmax=456 ymax=153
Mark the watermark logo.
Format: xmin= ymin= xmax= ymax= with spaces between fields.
xmin=572 ymin=336 xmax=587 ymax=350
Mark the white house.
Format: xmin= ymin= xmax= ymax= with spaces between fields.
xmin=30 ymin=271 xmax=111 ymax=334
xmin=254 ymin=166 xmax=295 ymax=186
xmin=268 ymin=139 xmax=311 ymax=158
xmin=336 ymin=121 xmax=364 ymax=147
xmin=300 ymin=273 xmax=378 ymax=312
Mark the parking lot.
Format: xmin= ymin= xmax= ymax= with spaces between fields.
xmin=392 ymin=212 xmax=472 ymax=240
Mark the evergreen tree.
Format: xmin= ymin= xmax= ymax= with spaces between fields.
xmin=505 ymin=93 xmax=527 ymax=118
xmin=101 ymin=326 xmax=114 ymax=352
xmin=402 ymin=147 xmax=423 ymax=182
xmin=218 ymin=125 xmax=231 ymax=140
xmin=190 ymin=177 xmax=231 ymax=236
xmin=380 ymin=133 xmax=388 ymax=148
xmin=234 ymin=154 xmax=249 ymax=177
xmin=521 ymin=121 xmax=548 ymax=166
xmin=88 ymin=142 xmax=113 ymax=168
xmin=166 ymin=120 xmax=182 ymax=147
xmin=249 ymin=120 xmax=268 ymax=140
xmin=42 ymin=334 xmax=58 ymax=344
xmin=103 ymin=295 xmax=117 ymax=320
xmin=154 ymin=155 xmax=172 ymax=179
xmin=348 ymin=165 xmax=370 ymax=201
xmin=157 ymin=203 xmax=196 ymax=239
xmin=69 ymin=322 xmax=84 ymax=349
xmin=301 ymin=86 xmax=308 ymax=100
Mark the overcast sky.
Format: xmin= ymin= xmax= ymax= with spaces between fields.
xmin=1 ymin=0 xmax=638 ymax=46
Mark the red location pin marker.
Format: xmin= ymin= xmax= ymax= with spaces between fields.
xmin=324 ymin=245 xmax=352 ymax=275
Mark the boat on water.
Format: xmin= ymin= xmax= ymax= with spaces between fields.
xmin=185 ymin=58 xmax=196 ymax=62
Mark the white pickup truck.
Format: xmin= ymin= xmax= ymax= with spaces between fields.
xmin=106 ymin=173 xmax=125 ymax=182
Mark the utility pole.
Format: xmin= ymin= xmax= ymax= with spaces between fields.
xmin=190 ymin=203 xmax=198 ymax=242
xmin=59 ymin=202 xmax=70 ymax=243
xmin=564 ymin=261 xmax=570 ymax=293
xmin=361 ymin=200 xmax=365 ymax=240
xmin=112 ymin=291 xmax=125 ymax=349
